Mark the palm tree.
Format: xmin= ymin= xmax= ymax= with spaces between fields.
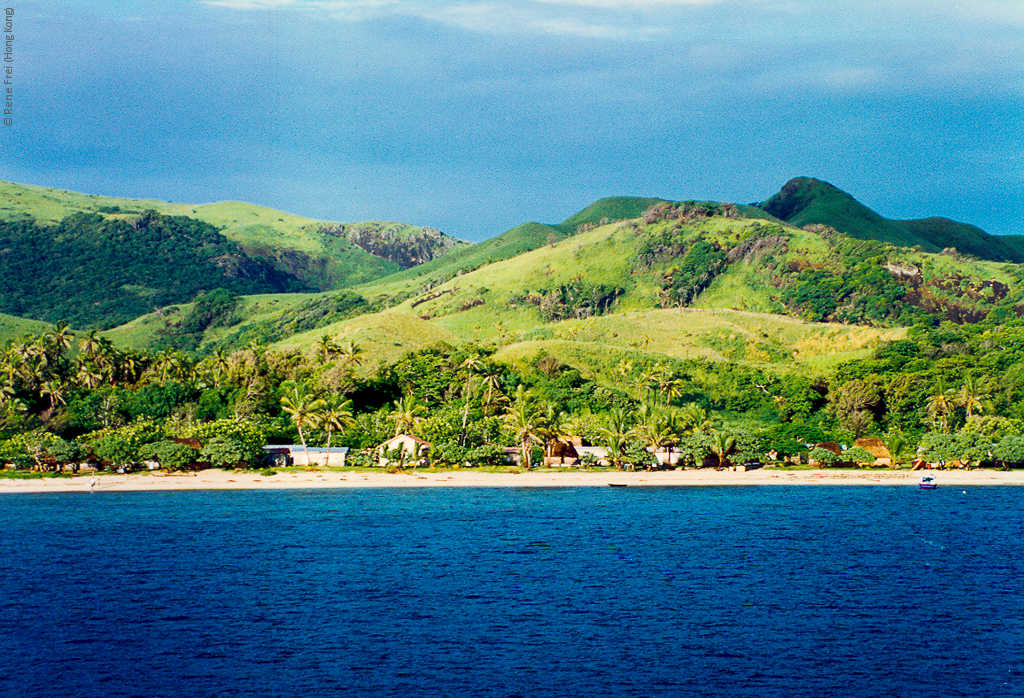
xmin=76 ymin=363 xmax=104 ymax=391
xmin=598 ymin=407 xmax=634 ymax=470
xmin=504 ymin=385 xmax=545 ymax=470
xmin=538 ymin=401 xmax=566 ymax=464
xmin=958 ymin=375 xmax=986 ymax=419
xmin=679 ymin=403 xmax=713 ymax=435
xmin=390 ymin=395 xmax=426 ymax=437
xmin=340 ymin=340 xmax=363 ymax=370
xmin=280 ymin=380 xmax=326 ymax=465
xmin=316 ymin=334 xmax=342 ymax=363
xmin=709 ymin=431 xmax=736 ymax=471
xmin=927 ymin=378 xmax=955 ymax=432
xmin=44 ymin=322 xmax=75 ymax=359
xmin=458 ymin=352 xmax=485 ymax=446
xmin=320 ymin=394 xmax=355 ymax=466
xmin=79 ymin=330 xmax=104 ymax=362
xmin=478 ymin=365 xmax=504 ymax=417
xmin=39 ymin=378 xmax=67 ymax=417
xmin=883 ymin=429 xmax=914 ymax=468
xmin=635 ymin=404 xmax=676 ymax=469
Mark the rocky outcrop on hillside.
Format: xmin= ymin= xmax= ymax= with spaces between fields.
xmin=317 ymin=222 xmax=467 ymax=268
xmin=209 ymin=253 xmax=307 ymax=292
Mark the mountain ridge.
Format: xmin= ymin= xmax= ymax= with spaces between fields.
xmin=756 ymin=176 xmax=1024 ymax=263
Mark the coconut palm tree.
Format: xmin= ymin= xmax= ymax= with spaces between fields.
xmin=538 ymin=401 xmax=567 ymax=464
xmin=478 ymin=365 xmax=504 ymax=417
xmin=679 ymin=403 xmax=713 ymax=435
xmin=78 ymin=330 xmax=104 ymax=362
xmin=43 ymin=322 xmax=75 ymax=360
xmin=504 ymin=385 xmax=545 ymax=470
xmin=76 ymin=363 xmax=104 ymax=391
xmin=339 ymin=340 xmax=363 ymax=370
xmin=635 ymin=404 xmax=677 ymax=468
xmin=458 ymin=352 xmax=484 ymax=446
xmin=390 ymin=395 xmax=426 ymax=437
xmin=598 ymin=407 xmax=634 ymax=470
xmin=709 ymin=431 xmax=736 ymax=471
xmin=320 ymin=394 xmax=355 ymax=466
xmin=927 ymin=378 xmax=955 ymax=432
xmin=316 ymin=334 xmax=342 ymax=363
xmin=279 ymin=380 xmax=326 ymax=465
xmin=958 ymin=375 xmax=987 ymax=419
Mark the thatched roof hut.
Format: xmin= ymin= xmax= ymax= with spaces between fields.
xmin=854 ymin=438 xmax=892 ymax=466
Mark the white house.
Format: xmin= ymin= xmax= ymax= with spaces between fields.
xmin=263 ymin=445 xmax=349 ymax=467
xmin=378 ymin=434 xmax=431 ymax=466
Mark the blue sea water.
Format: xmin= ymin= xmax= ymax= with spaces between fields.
xmin=3 ymin=486 xmax=1024 ymax=697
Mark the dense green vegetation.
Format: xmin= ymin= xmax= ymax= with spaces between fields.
xmin=759 ymin=176 xmax=1024 ymax=263
xmin=6 ymin=309 xmax=1024 ymax=474
xmin=4 ymin=178 xmax=1024 ymax=477
xmin=0 ymin=212 xmax=308 ymax=328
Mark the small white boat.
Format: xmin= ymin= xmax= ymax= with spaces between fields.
xmin=919 ymin=475 xmax=938 ymax=490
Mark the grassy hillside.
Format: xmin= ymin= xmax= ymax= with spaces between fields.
xmin=0 ymin=312 xmax=54 ymax=346
xmin=0 ymin=180 xmax=465 ymax=292
xmin=758 ymin=177 xmax=1024 ymax=263
xmin=0 ymin=212 xmax=310 ymax=328
xmin=352 ymin=197 xmax=667 ymax=303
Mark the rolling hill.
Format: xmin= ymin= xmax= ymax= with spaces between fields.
xmin=0 ymin=180 xmax=468 ymax=328
xmin=0 ymin=180 xmax=468 ymax=293
xmin=3 ymin=176 xmax=1020 ymax=401
xmin=757 ymin=177 xmax=1024 ymax=263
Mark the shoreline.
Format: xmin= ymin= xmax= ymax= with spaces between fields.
xmin=2 ymin=468 xmax=1023 ymax=493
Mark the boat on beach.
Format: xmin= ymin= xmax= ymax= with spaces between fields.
xmin=919 ymin=475 xmax=938 ymax=490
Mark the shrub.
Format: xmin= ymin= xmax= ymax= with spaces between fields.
xmin=994 ymin=435 xmax=1024 ymax=467
xmin=138 ymin=441 xmax=199 ymax=472
xmin=808 ymin=447 xmax=840 ymax=465
xmin=200 ymin=437 xmax=254 ymax=469
xmin=844 ymin=446 xmax=876 ymax=466
xmin=465 ymin=444 xmax=507 ymax=468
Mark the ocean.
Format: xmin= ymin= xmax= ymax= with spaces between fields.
xmin=3 ymin=485 xmax=1024 ymax=697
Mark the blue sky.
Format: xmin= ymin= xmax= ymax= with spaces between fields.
xmin=6 ymin=0 xmax=1023 ymax=241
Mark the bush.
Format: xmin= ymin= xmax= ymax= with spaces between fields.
xmin=465 ymin=444 xmax=507 ymax=468
xmin=844 ymin=446 xmax=876 ymax=466
xmin=138 ymin=441 xmax=199 ymax=472
xmin=808 ymin=447 xmax=840 ymax=465
xmin=994 ymin=435 xmax=1024 ymax=467
xmin=200 ymin=437 xmax=254 ymax=469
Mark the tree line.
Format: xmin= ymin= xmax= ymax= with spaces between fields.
xmin=5 ymin=314 xmax=1024 ymax=473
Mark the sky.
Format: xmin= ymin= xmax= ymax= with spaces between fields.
xmin=4 ymin=0 xmax=1023 ymax=241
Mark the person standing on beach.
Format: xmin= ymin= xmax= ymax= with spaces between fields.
xmin=89 ymin=476 xmax=98 ymax=492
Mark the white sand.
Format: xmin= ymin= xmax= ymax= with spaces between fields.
xmin=1 ymin=467 xmax=1020 ymax=493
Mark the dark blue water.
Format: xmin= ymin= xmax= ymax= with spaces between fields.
xmin=3 ymin=486 xmax=1024 ymax=697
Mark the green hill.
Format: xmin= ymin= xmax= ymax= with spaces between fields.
xmin=757 ymin=177 xmax=1024 ymax=263
xmin=0 ymin=180 xmax=467 ymax=292
xmin=0 ymin=211 xmax=311 ymax=328
xmin=351 ymin=197 xmax=668 ymax=303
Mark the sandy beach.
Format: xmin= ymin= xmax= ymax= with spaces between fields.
xmin=2 ymin=467 xmax=1023 ymax=493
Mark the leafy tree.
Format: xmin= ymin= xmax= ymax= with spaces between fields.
xmin=994 ymin=436 xmax=1024 ymax=468
xmin=808 ymin=447 xmax=840 ymax=466
xmin=200 ymin=437 xmax=253 ymax=469
xmin=139 ymin=440 xmax=199 ymax=472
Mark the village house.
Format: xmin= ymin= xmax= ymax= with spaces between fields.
xmin=263 ymin=445 xmax=349 ymax=468
xmin=378 ymin=434 xmax=431 ymax=467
